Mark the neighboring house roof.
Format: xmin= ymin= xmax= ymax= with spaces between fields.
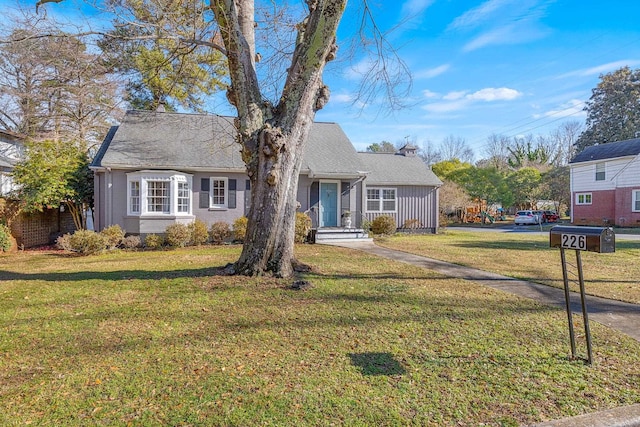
xmin=91 ymin=110 xmax=365 ymax=177
xmin=357 ymin=152 xmax=443 ymax=186
xmin=0 ymin=129 xmax=25 ymax=169
xmin=570 ymin=138 xmax=640 ymax=163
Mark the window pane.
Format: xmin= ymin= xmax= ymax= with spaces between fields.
xmin=585 ymin=194 xmax=592 ymax=203
xmin=382 ymin=189 xmax=396 ymax=211
xmin=177 ymin=182 xmax=190 ymax=213
xmin=595 ymin=163 xmax=605 ymax=181
xmin=367 ymin=189 xmax=380 ymax=211
xmin=212 ymin=179 xmax=226 ymax=206
xmin=147 ymin=181 xmax=170 ymax=213
xmin=130 ymin=181 xmax=140 ymax=213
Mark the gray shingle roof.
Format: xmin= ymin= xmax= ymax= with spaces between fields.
xmin=570 ymin=138 xmax=640 ymax=163
xmin=91 ymin=111 xmax=245 ymax=171
xmin=357 ymin=152 xmax=443 ymax=186
xmin=91 ymin=110 xmax=364 ymax=177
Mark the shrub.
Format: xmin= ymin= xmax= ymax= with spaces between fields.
xmin=144 ymin=234 xmax=165 ymax=249
xmin=165 ymin=223 xmax=191 ymax=248
xmin=121 ymin=235 xmax=142 ymax=249
xmin=403 ymin=219 xmax=422 ymax=230
xmin=209 ymin=221 xmax=231 ymax=245
xmin=232 ymin=216 xmax=248 ymax=242
xmin=295 ymin=212 xmax=312 ymax=243
xmin=370 ymin=215 xmax=397 ymax=235
xmin=0 ymin=223 xmax=12 ymax=252
xmin=189 ymin=219 xmax=209 ymax=246
xmin=100 ymin=224 xmax=125 ymax=249
xmin=56 ymin=230 xmax=107 ymax=255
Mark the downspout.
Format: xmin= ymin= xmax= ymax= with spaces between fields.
xmin=106 ymin=167 xmax=112 ymax=227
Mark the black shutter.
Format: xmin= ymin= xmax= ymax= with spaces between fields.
xmin=199 ymin=178 xmax=210 ymax=208
xmin=228 ymin=179 xmax=237 ymax=209
xmin=310 ymin=182 xmax=319 ymax=208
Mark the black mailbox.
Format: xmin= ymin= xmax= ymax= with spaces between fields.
xmin=549 ymin=226 xmax=615 ymax=253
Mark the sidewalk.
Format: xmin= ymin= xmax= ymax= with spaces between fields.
xmin=327 ymin=240 xmax=640 ymax=342
xmin=323 ymin=240 xmax=640 ymax=427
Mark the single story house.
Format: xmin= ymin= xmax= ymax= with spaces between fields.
xmin=569 ymin=138 xmax=640 ymax=227
xmin=90 ymin=110 xmax=442 ymax=239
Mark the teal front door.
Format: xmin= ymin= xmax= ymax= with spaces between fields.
xmin=320 ymin=182 xmax=338 ymax=227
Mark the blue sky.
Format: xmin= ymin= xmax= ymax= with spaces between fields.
xmin=314 ymin=0 xmax=640 ymax=157
xmin=2 ymin=0 xmax=640 ymax=159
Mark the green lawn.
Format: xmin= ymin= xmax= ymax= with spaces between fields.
xmin=1 ymin=244 xmax=639 ymax=426
xmin=378 ymin=229 xmax=640 ymax=304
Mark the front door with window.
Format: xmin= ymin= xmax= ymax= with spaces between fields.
xmin=320 ymin=182 xmax=338 ymax=227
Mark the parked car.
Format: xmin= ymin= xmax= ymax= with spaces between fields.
xmin=514 ymin=210 xmax=541 ymax=225
xmin=541 ymin=210 xmax=559 ymax=223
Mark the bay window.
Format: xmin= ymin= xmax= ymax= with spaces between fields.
xmin=127 ymin=171 xmax=192 ymax=216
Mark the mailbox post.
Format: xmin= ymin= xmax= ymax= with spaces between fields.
xmin=549 ymin=226 xmax=615 ymax=365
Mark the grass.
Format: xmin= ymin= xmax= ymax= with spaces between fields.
xmin=379 ymin=229 xmax=640 ymax=304
xmin=1 ymin=244 xmax=639 ymax=426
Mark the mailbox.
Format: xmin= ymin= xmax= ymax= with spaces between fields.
xmin=549 ymin=226 xmax=615 ymax=253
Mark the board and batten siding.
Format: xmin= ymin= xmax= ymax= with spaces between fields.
xmin=363 ymin=185 xmax=439 ymax=232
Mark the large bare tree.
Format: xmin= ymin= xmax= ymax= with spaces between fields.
xmin=210 ymin=0 xmax=346 ymax=277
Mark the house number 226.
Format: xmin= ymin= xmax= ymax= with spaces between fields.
xmin=561 ymin=234 xmax=587 ymax=250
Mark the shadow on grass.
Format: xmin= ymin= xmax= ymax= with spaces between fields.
xmin=0 ymin=266 xmax=230 ymax=282
xmin=349 ymin=352 xmax=406 ymax=376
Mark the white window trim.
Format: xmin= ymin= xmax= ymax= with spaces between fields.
xmin=366 ymin=186 xmax=397 ymax=213
xmin=209 ymin=177 xmax=228 ymax=209
xmin=126 ymin=170 xmax=192 ymax=216
xmin=633 ymin=190 xmax=640 ymax=212
xmin=595 ymin=162 xmax=606 ymax=181
xmin=575 ymin=192 xmax=592 ymax=206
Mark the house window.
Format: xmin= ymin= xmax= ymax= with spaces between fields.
xmin=633 ymin=190 xmax=640 ymax=212
xmin=211 ymin=178 xmax=228 ymax=208
xmin=367 ymin=187 xmax=397 ymax=212
xmin=126 ymin=171 xmax=192 ymax=216
xmin=130 ymin=181 xmax=140 ymax=214
xmin=147 ymin=181 xmax=170 ymax=213
xmin=177 ymin=181 xmax=190 ymax=213
xmin=595 ymin=162 xmax=605 ymax=181
xmin=576 ymin=193 xmax=592 ymax=205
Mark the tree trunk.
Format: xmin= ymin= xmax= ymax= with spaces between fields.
xmin=212 ymin=0 xmax=345 ymax=277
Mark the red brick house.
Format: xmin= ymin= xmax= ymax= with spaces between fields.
xmin=569 ymin=138 xmax=640 ymax=227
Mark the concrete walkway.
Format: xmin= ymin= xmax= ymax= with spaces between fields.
xmin=323 ymin=240 xmax=640 ymax=427
xmin=327 ymin=240 xmax=640 ymax=342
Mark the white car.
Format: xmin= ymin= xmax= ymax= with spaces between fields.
xmin=514 ymin=210 xmax=541 ymax=225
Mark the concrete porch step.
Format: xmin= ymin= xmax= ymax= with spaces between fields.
xmin=313 ymin=228 xmax=372 ymax=243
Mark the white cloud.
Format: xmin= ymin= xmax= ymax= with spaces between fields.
xmin=331 ymin=93 xmax=354 ymax=103
xmin=401 ymin=0 xmax=436 ymax=17
xmin=533 ymin=99 xmax=586 ymax=119
xmin=422 ymin=87 xmax=522 ymax=114
xmin=466 ymin=87 xmax=522 ymax=101
xmin=448 ymin=0 xmax=513 ymax=31
xmin=443 ymin=91 xmax=467 ymax=101
xmin=557 ymin=60 xmax=640 ymax=79
xmin=449 ymin=0 xmax=551 ymax=51
xmin=422 ymin=89 xmax=440 ymax=99
xmin=414 ymin=64 xmax=451 ymax=79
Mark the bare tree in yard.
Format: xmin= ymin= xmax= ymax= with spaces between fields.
xmin=439 ymin=134 xmax=474 ymax=163
xmin=210 ymin=0 xmax=347 ymax=277
xmin=174 ymin=0 xmax=405 ymax=277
